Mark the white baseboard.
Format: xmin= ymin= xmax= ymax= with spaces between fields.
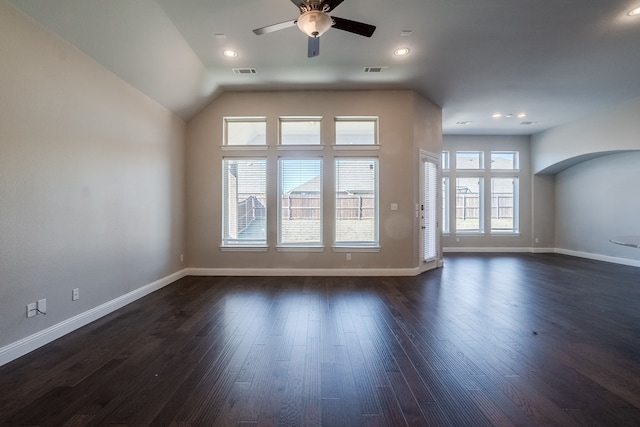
xmin=531 ymin=247 xmax=556 ymax=253
xmin=443 ymin=246 xmax=534 ymax=253
xmin=555 ymin=248 xmax=640 ymax=268
xmin=187 ymin=267 xmax=422 ymax=277
xmin=443 ymin=245 xmax=640 ymax=267
xmin=0 ymin=269 xmax=188 ymax=368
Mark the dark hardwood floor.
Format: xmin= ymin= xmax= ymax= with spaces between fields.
xmin=2 ymin=253 xmax=640 ymax=426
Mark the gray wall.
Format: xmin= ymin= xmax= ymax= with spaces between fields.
xmin=532 ymin=96 xmax=640 ymax=174
xmin=0 ymin=2 xmax=186 ymax=349
xmin=532 ymin=96 xmax=640 ymax=262
xmin=186 ymin=90 xmax=442 ymax=272
xmin=555 ymin=152 xmax=640 ymax=261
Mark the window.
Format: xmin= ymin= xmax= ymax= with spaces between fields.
xmin=442 ymin=177 xmax=450 ymax=234
xmin=224 ymin=118 xmax=266 ymax=146
xmin=491 ymin=151 xmax=519 ymax=170
xmin=280 ymin=117 xmax=322 ymax=145
xmin=456 ymin=151 xmax=483 ymax=169
xmin=491 ymin=178 xmax=519 ymax=233
xmin=422 ymin=159 xmax=437 ymax=261
xmin=456 ymin=177 xmax=483 ymax=233
xmin=442 ymin=151 xmax=450 ymax=170
xmin=335 ymin=158 xmax=379 ymax=246
xmin=222 ymin=159 xmax=267 ymax=246
xmin=443 ymin=148 xmax=521 ymax=237
xmin=335 ymin=117 xmax=378 ymax=145
xmin=278 ymin=159 xmax=322 ymax=246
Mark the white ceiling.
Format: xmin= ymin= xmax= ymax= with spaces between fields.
xmin=9 ymin=0 xmax=640 ymax=135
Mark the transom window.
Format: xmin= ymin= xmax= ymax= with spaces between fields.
xmin=224 ymin=118 xmax=266 ymax=146
xmin=455 ymin=151 xmax=483 ymax=169
xmin=335 ymin=117 xmax=378 ymax=145
xmin=279 ymin=117 xmax=322 ymax=145
xmin=491 ymin=151 xmax=519 ymax=170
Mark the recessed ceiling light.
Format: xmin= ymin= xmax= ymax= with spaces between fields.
xmin=223 ymin=49 xmax=238 ymax=58
xmin=492 ymin=113 xmax=503 ymax=118
xmin=505 ymin=114 xmax=513 ymax=118
xmin=394 ymin=47 xmax=410 ymax=56
xmin=628 ymin=6 xmax=640 ymax=16
xmin=517 ymin=113 xmax=527 ymax=118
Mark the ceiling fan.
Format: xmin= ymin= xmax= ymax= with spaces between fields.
xmin=252 ymin=0 xmax=376 ymax=58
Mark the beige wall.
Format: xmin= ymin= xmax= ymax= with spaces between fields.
xmin=186 ymin=90 xmax=442 ymax=272
xmin=0 ymin=2 xmax=186 ymax=349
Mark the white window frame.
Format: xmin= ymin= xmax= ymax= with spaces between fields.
xmin=221 ymin=158 xmax=268 ymax=248
xmin=490 ymin=176 xmax=519 ymax=234
xmin=442 ymin=177 xmax=450 ymax=235
xmin=333 ymin=157 xmax=380 ymax=249
xmin=455 ymin=176 xmax=484 ymax=234
xmin=278 ymin=116 xmax=323 ymax=147
xmin=455 ymin=151 xmax=484 ymax=170
xmin=222 ymin=117 xmax=268 ymax=149
xmin=277 ymin=158 xmax=324 ymax=249
xmin=334 ymin=117 xmax=379 ymax=147
xmin=490 ymin=151 xmax=520 ymax=170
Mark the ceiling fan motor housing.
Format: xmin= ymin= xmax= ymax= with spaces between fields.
xmin=297 ymin=10 xmax=333 ymax=37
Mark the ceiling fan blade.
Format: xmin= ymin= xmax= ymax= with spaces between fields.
xmin=253 ymin=19 xmax=297 ymax=35
xmin=308 ymin=36 xmax=320 ymax=57
xmin=321 ymin=0 xmax=344 ymax=12
xmin=290 ymin=0 xmax=306 ymax=8
xmin=331 ymin=16 xmax=376 ymax=37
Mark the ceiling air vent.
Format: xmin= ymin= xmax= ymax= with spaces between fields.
xmin=232 ymin=68 xmax=257 ymax=75
xmin=364 ymin=66 xmax=388 ymax=73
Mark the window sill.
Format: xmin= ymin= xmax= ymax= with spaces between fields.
xmin=332 ymin=145 xmax=380 ymax=151
xmin=277 ymin=145 xmax=324 ymax=151
xmin=220 ymin=145 xmax=268 ymax=151
xmin=220 ymin=245 xmax=268 ymax=252
xmin=332 ymin=246 xmax=381 ymax=253
xmin=276 ymin=246 xmax=325 ymax=252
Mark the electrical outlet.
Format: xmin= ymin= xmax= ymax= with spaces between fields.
xmin=180 ymin=254 xmax=184 ymax=262
xmin=72 ymin=288 xmax=79 ymax=301
xmin=346 ymin=253 xmax=351 ymax=261
xmin=27 ymin=303 xmax=36 ymax=318
xmin=37 ymin=299 xmax=46 ymax=315
xmin=535 ymin=237 xmax=540 ymax=244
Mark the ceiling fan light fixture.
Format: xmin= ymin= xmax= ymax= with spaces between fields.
xmin=628 ymin=7 xmax=640 ymax=16
xmin=297 ymin=11 xmax=333 ymax=37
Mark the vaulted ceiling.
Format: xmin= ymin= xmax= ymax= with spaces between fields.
xmin=9 ymin=0 xmax=640 ymax=135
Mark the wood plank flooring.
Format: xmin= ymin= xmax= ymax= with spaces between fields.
xmin=1 ymin=253 xmax=640 ymax=426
